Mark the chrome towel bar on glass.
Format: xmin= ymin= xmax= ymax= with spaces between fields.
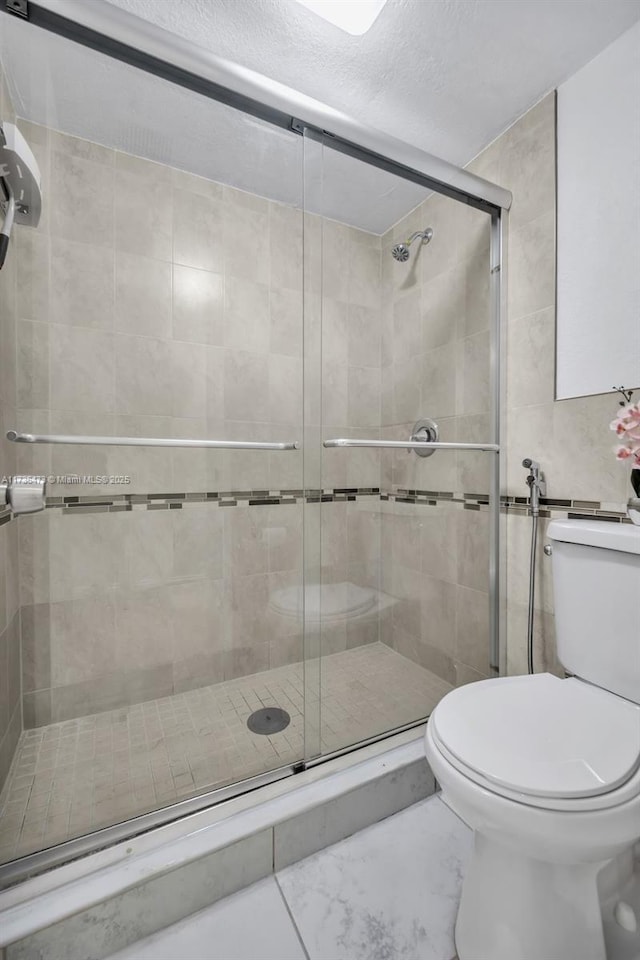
xmin=6 ymin=432 xmax=299 ymax=451
xmin=323 ymin=439 xmax=499 ymax=452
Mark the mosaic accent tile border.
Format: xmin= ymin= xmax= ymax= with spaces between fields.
xmin=44 ymin=487 xmax=382 ymax=515
xmin=0 ymin=487 xmax=629 ymax=523
xmin=384 ymin=489 xmax=630 ymax=522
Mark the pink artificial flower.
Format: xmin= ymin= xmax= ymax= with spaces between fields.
xmin=611 ymin=402 xmax=640 ymax=467
xmin=616 ymin=445 xmax=633 ymax=460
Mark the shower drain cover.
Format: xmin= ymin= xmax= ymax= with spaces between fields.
xmin=247 ymin=707 xmax=291 ymax=735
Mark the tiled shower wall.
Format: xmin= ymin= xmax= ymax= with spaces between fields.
xmin=378 ymin=188 xmax=493 ymax=687
xmin=0 ymin=66 xmax=21 ymax=789
xmin=376 ymin=91 xmax=632 ymax=685
xmin=11 ymin=117 xmax=384 ymax=727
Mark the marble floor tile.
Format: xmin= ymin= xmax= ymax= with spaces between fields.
xmin=106 ymin=877 xmax=307 ymax=960
xmin=277 ymin=795 xmax=470 ymax=960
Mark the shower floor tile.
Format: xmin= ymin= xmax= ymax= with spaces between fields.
xmin=0 ymin=643 xmax=451 ymax=865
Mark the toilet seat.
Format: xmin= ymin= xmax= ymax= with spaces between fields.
xmin=430 ymin=674 xmax=640 ymax=811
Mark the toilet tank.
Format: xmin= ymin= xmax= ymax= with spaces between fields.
xmin=548 ymin=520 xmax=640 ymax=704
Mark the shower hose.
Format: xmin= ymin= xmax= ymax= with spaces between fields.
xmin=526 ymin=512 xmax=538 ymax=675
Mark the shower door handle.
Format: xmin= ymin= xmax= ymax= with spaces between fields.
xmin=323 ymin=439 xmax=499 ymax=452
xmin=7 ymin=432 xmax=300 ymax=451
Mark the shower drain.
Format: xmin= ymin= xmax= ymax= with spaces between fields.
xmin=247 ymin=707 xmax=291 ymax=735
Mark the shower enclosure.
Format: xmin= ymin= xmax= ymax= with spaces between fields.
xmin=0 ymin=0 xmax=509 ymax=883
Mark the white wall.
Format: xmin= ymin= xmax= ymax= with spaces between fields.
xmin=556 ymin=21 xmax=640 ymax=400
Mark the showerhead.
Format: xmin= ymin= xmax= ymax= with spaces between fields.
xmin=391 ymin=227 xmax=433 ymax=262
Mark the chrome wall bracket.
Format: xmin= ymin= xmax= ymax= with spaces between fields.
xmin=410 ymin=419 xmax=439 ymax=458
xmin=0 ymin=474 xmax=47 ymax=515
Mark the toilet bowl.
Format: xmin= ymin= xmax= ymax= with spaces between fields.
xmin=424 ymin=520 xmax=640 ymax=960
xmin=425 ymin=674 xmax=640 ymax=960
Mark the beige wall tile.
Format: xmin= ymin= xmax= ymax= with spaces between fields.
xmin=456 ymin=508 xmax=490 ymax=593
xmin=223 ymin=198 xmax=269 ymax=285
xmin=270 ymin=203 xmax=303 ymax=292
xmin=22 ymin=689 xmax=52 ymax=729
xmin=115 ymin=334 xmax=172 ymax=417
xmin=168 ymin=340 xmax=207 ymax=419
xmin=50 ymin=326 xmax=115 ymax=414
xmin=348 ymin=366 xmax=381 ymax=428
xmin=420 ymin=575 xmax=457 ymax=654
xmin=420 ymin=503 xmax=458 ymax=584
xmin=507 ymin=307 xmax=556 ymax=408
xmin=270 ymin=287 xmax=302 ymax=357
xmin=47 ymin=512 xmax=120 ymax=603
xmin=224 ymin=276 xmax=270 ymax=352
xmin=422 ymin=266 xmax=463 ymax=350
xmin=457 ymin=331 xmax=490 ymax=416
xmin=50 ymin=238 xmax=114 ymax=330
xmin=16 ymin=229 xmax=49 ymax=322
xmin=508 ymin=211 xmax=555 ymax=321
xmin=224 ymin=350 xmax=269 ymax=421
xmin=116 ymin=169 xmax=172 ymax=262
xmin=172 ymin=264 xmax=223 ymax=345
xmin=455 ymin=585 xmax=490 ymax=674
xmin=17 ymin=320 xmax=49 ymax=409
xmin=49 ymin=595 xmax=116 ymax=686
xmin=422 ymin=341 xmax=457 ymax=419
xmin=115 ymin=252 xmax=171 ymax=339
xmin=121 ymin=509 xmax=173 ymax=589
xmin=321 ymin=220 xmax=350 ymax=301
xmin=171 ymin=577 xmax=227 ymax=663
xmin=50 ymin=150 xmax=114 ymax=247
xmin=172 ymin=505 xmax=224 ymax=581
xmin=114 ymin=586 xmax=173 ymax=671
xmin=20 ymin=602 xmax=52 ymax=693
xmin=173 ymin=188 xmax=223 ymax=272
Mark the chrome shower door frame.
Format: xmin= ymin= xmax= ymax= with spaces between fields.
xmin=0 ymin=0 xmax=510 ymax=885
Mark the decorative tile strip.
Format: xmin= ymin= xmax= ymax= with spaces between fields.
xmin=0 ymin=486 xmax=628 ymax=524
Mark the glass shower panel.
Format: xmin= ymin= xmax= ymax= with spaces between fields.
xmin=0 ymin=18 xmax=310 ymax=868
xmin=304 ymin=132 xmax=498 ymax=756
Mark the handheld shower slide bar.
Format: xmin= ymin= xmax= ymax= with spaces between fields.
xmin=6 ymin=432 xmax=299 ymax=451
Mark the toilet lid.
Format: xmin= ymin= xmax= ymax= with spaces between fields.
xmin=431 ymin=674 xmax=640 ymax=799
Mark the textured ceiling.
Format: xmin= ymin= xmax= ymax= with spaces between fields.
xmin=1 ymin=0 xmax=639 ymax=233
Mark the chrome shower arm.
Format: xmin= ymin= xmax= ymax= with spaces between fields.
xmin=405 ymin=229 xmax=432 ymax=246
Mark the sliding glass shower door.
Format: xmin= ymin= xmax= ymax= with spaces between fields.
xmin=0 ymin=17 xmax=314 ymax=874
xmin=303 ymin=131 xmax=502 ymax=758
xmin=0 ymin=2 xmax=504 ymax=882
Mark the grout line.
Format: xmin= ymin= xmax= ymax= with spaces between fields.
xmin=273 ymin=871 xmax=312 ymax=960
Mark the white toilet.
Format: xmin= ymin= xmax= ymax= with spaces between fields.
xmin=425 ymin=519 xmax=640 ymax=960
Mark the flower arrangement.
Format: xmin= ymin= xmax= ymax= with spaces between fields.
xmin=611 ymin=387 xmax=640 ymax=508
xmin=611 ymin=389 xmax=640 ymax=468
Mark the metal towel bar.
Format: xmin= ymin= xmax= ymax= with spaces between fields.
xmin=323 ymin=438 xmax=499 ymax=452
xmin=7 ymin=432 xmax=299 ymax=451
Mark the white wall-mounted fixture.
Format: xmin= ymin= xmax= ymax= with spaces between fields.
xmin=294 ymin=0 xmax=387 ymax=35
xmin=556 ymin=21 xmax=640 ymax=400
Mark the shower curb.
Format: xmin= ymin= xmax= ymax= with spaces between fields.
xmin=0 ymin=728 xmax=433 ymax=960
